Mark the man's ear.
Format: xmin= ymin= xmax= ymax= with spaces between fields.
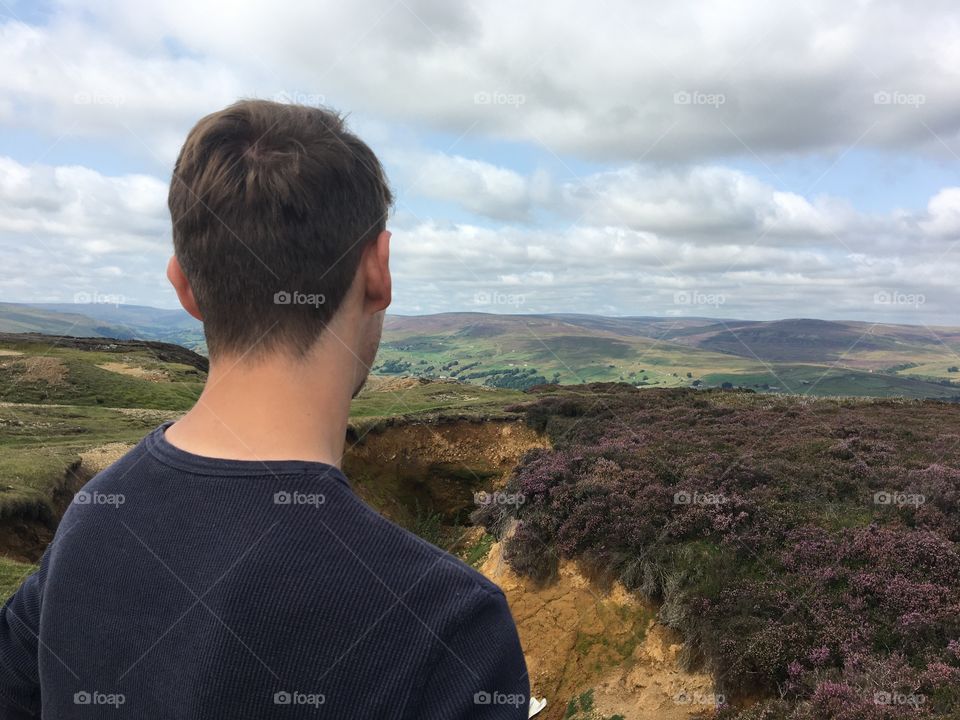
xmin=360 ymin=230 xmax=391 ymax=314
xmin=166 ymin=255 xmax=203 ymax=321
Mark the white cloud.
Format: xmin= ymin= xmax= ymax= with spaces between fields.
xmin=0 ymin=157 xmax=169 ymax=251
xmin=1 ymin=151 xmax=956 ymax=321
xmin=0 ymin=156 xmax=172 ymax=305
xmin=3 ymin=0 xmax=960 ymax=162
xmin=388 ymin=150 xmax=543 ymax=222
xmin=919 ymin=187 xmax=960 ymax=238
xmin=0 ymin=20 xmax=244 ymax=163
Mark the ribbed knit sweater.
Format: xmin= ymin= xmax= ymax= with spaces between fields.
xmin=0 ymin=421 xmax=529 ymax=718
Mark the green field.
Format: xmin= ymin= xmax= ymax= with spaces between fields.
xmin=0 ymin=340 xmax=204 ymax=410
xmin=0 ymin=557 xmax=37 ymax=600
xmin=700 ymin=363 xmax=960 ymax=399
xmin=375 ymin=314 xmax=960 ymax=399
xmin=350 ymin=378 xmax=525 ymax=422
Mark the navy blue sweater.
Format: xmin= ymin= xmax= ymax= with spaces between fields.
xmin=0 ymin=422 xmax=529 ymax=718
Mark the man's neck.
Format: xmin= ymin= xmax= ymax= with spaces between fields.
xmin=164 ymin=350 xmax=355 ymax=469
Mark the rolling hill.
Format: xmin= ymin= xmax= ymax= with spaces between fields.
xmin=1 ymin=304 xmax=959 ymax=399
xmin=379 ymin=313 xmax=960 ymax=399
xmin=0 ymin=302 xmax=205 ymax=352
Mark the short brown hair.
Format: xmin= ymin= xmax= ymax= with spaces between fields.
xmin=168 ymin=99 xmax=392 ymax=359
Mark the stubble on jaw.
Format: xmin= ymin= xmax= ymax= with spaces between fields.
xmin=352 ymin=311 xmax=384 ymax=398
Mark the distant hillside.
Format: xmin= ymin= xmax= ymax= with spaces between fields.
xmin=0 ymin=303 xmax=205 ymax=353
xmin=0 ymin=303 xmax=136 ymax=338
xmin=664 ymin=317 xmax=960 ymax=367
xmin=380 ymin=312 xmax=960 ymax=400
xmin=384 ymin=312 xmax=726 ymax=338
xmin=2 ymin=304 xmax=958 ymax=399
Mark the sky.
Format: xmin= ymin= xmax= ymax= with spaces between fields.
xmin=1 ymin=0 xmax=959 ymax=325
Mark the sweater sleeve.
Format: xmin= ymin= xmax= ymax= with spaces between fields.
xmin=412 ymin=586 xmax=530 ymax=720
xmin=0 ymin=551 xmax=46 ymax=719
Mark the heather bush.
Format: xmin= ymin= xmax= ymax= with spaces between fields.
xmin=480 ymin=386 xmax=960 ymax=717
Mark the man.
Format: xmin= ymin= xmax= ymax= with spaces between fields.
xmin=0 ymin=100 xmax=530 ymax=718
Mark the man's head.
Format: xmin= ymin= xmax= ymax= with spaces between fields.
xmin=166 ymin=99 xmax=392 ymax=392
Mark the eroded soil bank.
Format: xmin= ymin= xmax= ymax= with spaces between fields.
xmin=343 ymin=417 xmax=548 ymax=528
xmin=347 ymin=417 xmax=716 ymax=719
xmin=482 ymin=541 xmax=715 ymax=720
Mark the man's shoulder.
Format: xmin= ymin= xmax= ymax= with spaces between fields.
xmin=61 ymin=426 xmax=508 ymax=603
xmin=343 ymin=492 xmax=506 ymax=601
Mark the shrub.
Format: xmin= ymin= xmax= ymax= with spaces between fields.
xmin=484 ymin=386 xmax=960 ymax=717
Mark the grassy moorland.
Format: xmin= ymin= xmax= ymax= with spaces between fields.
xmin=0 ymin=557 xmax=37 ymax=600
xmin=477 ymin=384 xmax=960 ymax=718
xmin=0 ymin=340 xmax=527 ymax=594
xmin=0 ymin=335 xmax=206 ymax=409
xmin=348 ymin=376 xmax=525 ymax=428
